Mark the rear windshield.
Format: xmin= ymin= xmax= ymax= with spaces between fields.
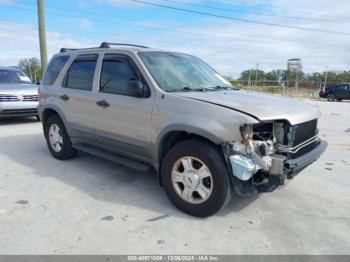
xmin=0 ymin=69 xmax=32 ymax=84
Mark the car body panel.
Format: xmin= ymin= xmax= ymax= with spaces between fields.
xmin=177 ymin=90 xmax=320 ymax=125
xmin=151 ymin=92 xmax=259 ymax=163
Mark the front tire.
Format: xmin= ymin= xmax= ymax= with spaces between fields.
xmin=44 ymin=114 xmax=76 ymax=160
xmin=327 ymin=93 xmax=336 ymax=101
xmin=161 ymin=140 xmax=232 ymax=217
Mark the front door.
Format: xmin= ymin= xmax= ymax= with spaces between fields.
xmin=93 ymin=53 xmax=153 ymax=160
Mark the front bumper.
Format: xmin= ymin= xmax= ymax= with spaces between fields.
xmin=231 ymin=140 xmax=328 ymax=196
xmin=0 ymin=101 xmax=38 ymax=118
xmin=285 ymin=140 xmax=328 ymax=177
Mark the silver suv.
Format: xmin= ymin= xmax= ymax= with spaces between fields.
xmin=38 ymin=42 xmax=327 ymax=217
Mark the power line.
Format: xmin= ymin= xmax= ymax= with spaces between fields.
xmin=1 ymin=3 xmax=349 ymax=51
xmin=1 ymin=19 xmax=349 ymax=61
xmin=129 ymin=0 xmax=350 ymax=35
xmin=218 ymin=0 xmax=350 ymax=21
xmin=162 ymin=0 xmax=350 ymax=23
xmin=0 ymin=4 xmax=166 ymax=31
xmin=1 ymin=20 xmax=347 ymax=72
xmin=18 ymin=0 xmax=140 ymax=22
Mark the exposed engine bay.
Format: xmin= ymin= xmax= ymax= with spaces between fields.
xmin=223 ymin=119 xmax=324 ymax=195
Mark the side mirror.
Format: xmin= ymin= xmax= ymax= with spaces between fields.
xmin=127 ymin=80 xmax=148 ymax=98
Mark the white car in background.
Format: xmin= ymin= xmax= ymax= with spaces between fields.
xmin=0 ymin=66 xmax=39 ymax=119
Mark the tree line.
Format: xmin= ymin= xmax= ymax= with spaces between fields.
xmin=228 ymin=69 xmax=350 ymax=88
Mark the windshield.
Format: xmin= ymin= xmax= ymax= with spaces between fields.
xmin=0 ymin=69 xmax=32 ymax=84
xmin=139 ymin=51 xmax=234 ymax=92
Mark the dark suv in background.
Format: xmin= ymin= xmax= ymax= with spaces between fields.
xmin=319 ymin=83 xmax=350 ymax=101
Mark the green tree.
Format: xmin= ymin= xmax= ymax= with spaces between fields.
xmin=18 ymin=57 xmax=42 ymax=83
xmin=239 ymin=69 xmax=265 ymax=85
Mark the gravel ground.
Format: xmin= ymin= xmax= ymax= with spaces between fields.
xmin=0 ymin=100 xmax=349 ymax=255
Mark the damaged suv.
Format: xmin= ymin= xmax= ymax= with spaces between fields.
xmin=38 ymin=43 xmax=327 ymax=217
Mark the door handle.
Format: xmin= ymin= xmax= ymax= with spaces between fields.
xmin=96 ymin=100 xmax=110 ymax=108
xmin=59 ymin=94 xmax=69 ymax=101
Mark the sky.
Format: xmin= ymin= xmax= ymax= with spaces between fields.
xmin=0 ymin=0 xmax=349 ymax=77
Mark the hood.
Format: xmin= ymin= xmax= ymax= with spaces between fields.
xmin=178 ymin=90 xmax=320 ymax=125
xmin=0 ymin=83 xmax=38 ymax=95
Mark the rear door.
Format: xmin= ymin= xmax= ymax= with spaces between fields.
xmin=336 ymin=84 xmax=348 ymax=99
xmin=333 ymin=85 xmax=342 ymax=98
xmin=59 ymin=53 xmax=99 ymax=140
xmin=93 ymin=53 xmax=154 ymax=160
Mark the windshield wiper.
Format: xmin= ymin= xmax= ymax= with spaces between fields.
xmin=167 ymin=86 xmax=213 ymax=92
xmin=210 ymin=85 xmax=236 ymax=90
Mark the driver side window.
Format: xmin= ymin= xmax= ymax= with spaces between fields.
xmin=100 ymin=54 xmax=145 ymax=96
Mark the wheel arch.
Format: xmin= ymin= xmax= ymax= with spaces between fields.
xmin=41 ymin=106 xmax=69 ymax=135
xmin=155 ymin=126 xmax=228 ymax=185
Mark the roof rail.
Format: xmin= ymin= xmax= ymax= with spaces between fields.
xmin=60 ymin=48 xmax=79 ymax=53
xmin=60 ymin=47 xmax=101 ymax=53
xmin=59 ymin=42 xmax=150 ymax=53
xmin=100 ymin=42 xmax=149 ymax=49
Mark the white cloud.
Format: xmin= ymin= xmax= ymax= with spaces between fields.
xmin=0 ymin=0 xmax=349 ymax=77
xmin=79 ymin=18 xmax=93 ymax=29
xmin=0 ymin=21 xmax=92 ymax=66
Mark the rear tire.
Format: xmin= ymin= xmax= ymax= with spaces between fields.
xmin=161 ymin=139 xmax=232 ymax=217
xmin=44 ymin=114 xmax=76 ymax=160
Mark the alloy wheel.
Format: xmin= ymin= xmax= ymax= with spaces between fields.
xmin=171 ymin=156 xmax=213 ymax=204
xmin=48 ymin=123 xmax=63 ymax=152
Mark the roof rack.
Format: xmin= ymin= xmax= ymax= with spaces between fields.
xmin=59 ymin=42 xmax=149 ymax=53
xmin=59 ymin=47 xmax=100 ymax=53
xmin=60 ymin=48 xmax=78 ymax=53
xmin=100 ymin=42 xmax=149 ymax=49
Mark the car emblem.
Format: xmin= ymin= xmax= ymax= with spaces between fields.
xmin=17 ymin=95 xmax=24 ymax=101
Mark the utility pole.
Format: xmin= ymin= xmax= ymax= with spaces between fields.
xmin=247 ymin=68 xmax=252 ymax=90
xmin=295 ymin=69 xmax=299 ymax=91
xmin=324 ymin=66 xmax=328 ymax=89
xmin=37 ymin=0 xmax=48 ymax=72
xmin=254 ymin=64 xmax=259 ymax=88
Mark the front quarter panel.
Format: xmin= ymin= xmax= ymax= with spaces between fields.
xmin=152 ymin=93 xmax=259 ymax=161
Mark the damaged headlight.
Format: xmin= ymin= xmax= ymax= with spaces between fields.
xmin=229 ymin=123 xmax=277 ymax=181
xmin=229 ymin=154 xmax=261 ymax=181
xmin=240 ymin=124 xmax=254 ymax=141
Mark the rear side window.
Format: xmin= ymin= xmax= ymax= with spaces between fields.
xmin=63 ymin=54 xmax=98 ymax=91
xmin=100 ymin=54 xmax=138 ymax=96
xmin=42 ymin=55 xmax=69 ymax=85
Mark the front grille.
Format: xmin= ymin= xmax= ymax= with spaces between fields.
xmin=0 ymin=94 xmax=38 ymax=102
xmin=288 ymin=119 xmax=318 ymax=159
xmin=23 ymin=95 xmax=38 ymax=101
xmin=0 ymin=95 xmax=19 ymax=101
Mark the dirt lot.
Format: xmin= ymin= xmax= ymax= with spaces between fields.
xmin=0 ymin=100 xmax=349 ymax=255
